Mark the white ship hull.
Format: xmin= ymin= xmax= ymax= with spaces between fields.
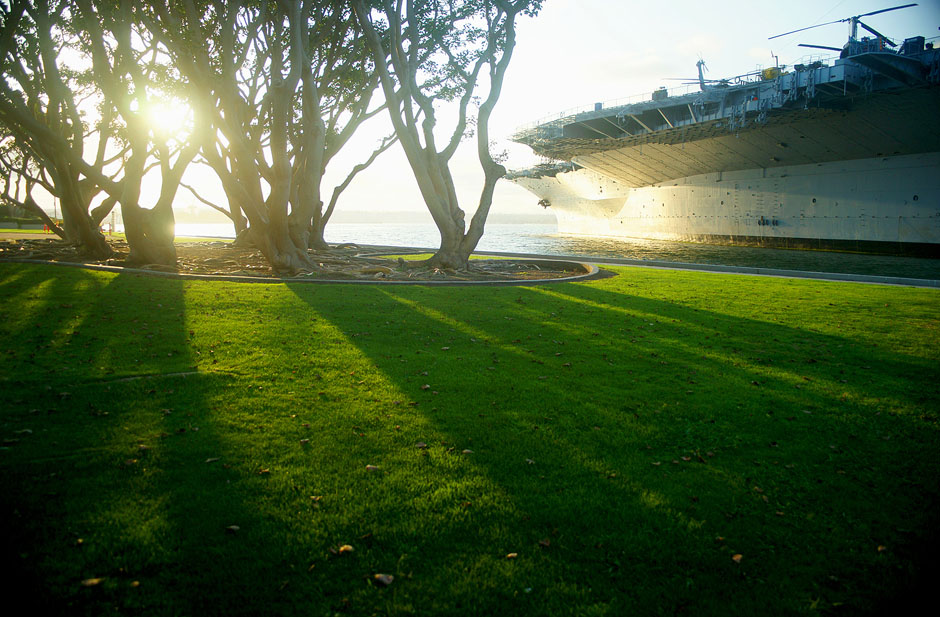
xmin=509 ymin=39 xmax=940 ymax=255
xmin=512 ymin=152 xmax=940 ymax=254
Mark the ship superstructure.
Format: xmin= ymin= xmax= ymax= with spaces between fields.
xmin=507 ymin=22 xmax=940 ymax=255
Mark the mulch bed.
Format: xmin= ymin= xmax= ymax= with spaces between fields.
xmin=0 ymin=236 xmax=588 ymax=282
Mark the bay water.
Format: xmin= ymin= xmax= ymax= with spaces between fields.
xmin=173 ymin=222 xmax=940 ymax=281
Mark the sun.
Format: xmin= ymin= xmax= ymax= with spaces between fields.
xmin=146 ymin=99 xmax=193 ymax=140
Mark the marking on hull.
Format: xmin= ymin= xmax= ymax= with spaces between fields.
xmin=509 ymin=153 xmax=940 ymax=248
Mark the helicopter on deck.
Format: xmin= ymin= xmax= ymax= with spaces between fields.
xmin=769 ymin=3 xmax=925 ymax=59
xmin=661 ymin=58 xmax=734 ymax=93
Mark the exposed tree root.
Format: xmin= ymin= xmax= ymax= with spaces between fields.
xmin=0 ymin=237 xmax=583 ymax=282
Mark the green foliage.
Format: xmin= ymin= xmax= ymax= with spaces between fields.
xmin=364 ymin=0 xmax=542 ymax=103
xmin=1 ymin=262 xmax=938 ymax=615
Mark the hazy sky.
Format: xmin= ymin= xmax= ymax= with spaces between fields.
xmin=59 ymin=1 xmax=940 ymax=224
xmin=319 ymin=0 xmax=940 ymax=221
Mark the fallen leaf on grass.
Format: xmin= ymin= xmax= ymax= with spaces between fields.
xmin=415 ymin=442 xmax=428 ymax=449
xmin=538 ymin=539 xmax=551 ymax=548
xmin=506 ymin=553 xmax=518 ymax=559
xmin=81 ymin=578 xmax=104 ymax=587
xmin=338 ymin=544 xmax=354 ymax=555
xmin=365 ymin=465 xmax=379 ymax=472
xmin=205 ymin=457 xmax=220 ymax=464
xmin=732 ymin=554 xmax=743 ymax=563
xmin=226 ymin=525 xmax=240 ymax=534
xmin=461 ymin=449 xmax=473 ymax=455
xmin=373 ymin=573 xmax=394 ymax=587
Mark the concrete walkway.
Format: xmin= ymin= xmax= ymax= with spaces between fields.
xmin=364 ymin=245 xmax=940 ymax=289
xmin=2 ymin=233 xmax=937 ymax=288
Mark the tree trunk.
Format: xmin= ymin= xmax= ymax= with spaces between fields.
xmin=122 ymin=203 xmax=177 ymax=266
xmin=308 ymin=202 xmax=331 ymax=251
xmin=90 ymin=196 xmax=118 ymax=227
xmin=53 ymin=159 xmax=111 ymax=259
xmin=17 ymin=194 xmax=66 ymax=238
xmin=249 ymin=224 xmax=313 ymax=275
xmin=119 ymin=152 xmax=177 ymax=267
xmin=221 ymin=184 xmax=248 ymax=236
xmin=426 ymin=233 xmax=469 ymax=270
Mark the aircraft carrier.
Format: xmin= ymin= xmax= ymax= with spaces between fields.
xmin=507 ymin=15 xmax=940 ymax=255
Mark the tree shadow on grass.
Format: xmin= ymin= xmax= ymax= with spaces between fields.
xmin=0 ymin=266 xmax=312 ymax=616
xmin=4 ymin=263 xmax=934 ymax=615
xmin=284 ymin=274 xmax=940 ymax=615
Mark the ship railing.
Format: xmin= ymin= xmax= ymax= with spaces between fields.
xmin=513 ymin=53 xmax=849 ymax=138
xmin=513 ymin=82 xmax=701 ymax=134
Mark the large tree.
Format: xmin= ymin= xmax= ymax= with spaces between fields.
xmin=0 ymin=0 xmax=197 ymax=267
xmin=0 ymin=135 xmax=68 ymax=234
xmin=353 ymin=0 xmax=541 ymax=269
xmin=148 ymin=0 xmax=395 ymax=273
xmin=75 ymin=0 xmax=200 ymax=266
xmin=0 ymin=0 xmax=115 ymax=258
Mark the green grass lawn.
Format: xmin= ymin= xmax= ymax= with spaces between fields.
xmin=1 ymin=262 xmax=937 ymax=616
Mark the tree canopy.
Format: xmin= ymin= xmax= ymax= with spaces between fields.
xmin=0 ymin=0 xmax=541 ymax=272
xmin=353 ymin=0 xmax=542 ymax=268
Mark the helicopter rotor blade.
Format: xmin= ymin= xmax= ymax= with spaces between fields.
xmin=768 ymin=19 xmax=843 ymax=40
xmin=768 ymin=4 xmax=917 ymax=41
xmin=857 ymin=20 xmax=897 ymax=46
xmin=857 ymin=3 xmax=917 ymax=19
xmin=798 ymin=43 xmax=843 ymax=51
